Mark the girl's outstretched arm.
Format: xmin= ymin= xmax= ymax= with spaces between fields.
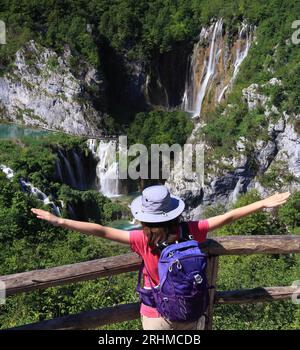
xmin=31 ymin=208 xmax=130 ymax=244
xmin=207 ymin=191 xmax=291 ymax=232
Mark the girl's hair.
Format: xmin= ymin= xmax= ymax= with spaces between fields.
xmin=141 ymin=215 xmax=182 ymax=254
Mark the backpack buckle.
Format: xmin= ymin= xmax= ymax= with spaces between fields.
xmin=194 ymin=274 xmax=203 ymax=285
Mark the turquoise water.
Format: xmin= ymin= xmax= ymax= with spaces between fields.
xmin=110 ymin=219 xmax=141 ymax=231
xmin=0 ymin=122 xmax=142 ymax=231
xmin=0 ymin=123 xmax=50 ymax=139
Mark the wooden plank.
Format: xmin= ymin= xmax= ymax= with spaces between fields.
xmin=200 ymin=235 xmax=300 ymax=256
xmin=215 ymin=285 xmax=298 ymax=304
xmin=204 ymin=256 xmax=219 ymax=330
xmin=8 ymin=286 xmax=297 ymax=330
xmin=1 ymin=236 xmax=300 ymax=296
xmin=11 ymin=302 xmax=141 ymax=330
xmin=0 ymin=253 xmax=141 ymax=296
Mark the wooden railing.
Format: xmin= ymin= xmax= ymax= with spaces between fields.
xmin=1 ymin=235 xmax=300 ymax=330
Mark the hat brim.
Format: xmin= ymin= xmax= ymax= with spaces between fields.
xmin=130 ymin=194 xmax=185 ymax=223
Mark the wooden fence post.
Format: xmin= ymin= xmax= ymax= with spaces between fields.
xmin=203 ymin=255 xmax=219 ymax=330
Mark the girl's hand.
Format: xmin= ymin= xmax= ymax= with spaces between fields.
xmin=31 ymin=208 xmax=61 ymax=226
xmin=261 ymin=192 xmax=291 ymax=208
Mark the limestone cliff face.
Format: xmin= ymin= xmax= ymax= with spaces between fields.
xmin=182 ymin=19 xmax=255 ymax=118
xmin=166 ymin=78 xmax=300 ymax=220
xmin=0 ymin=40 xmax=106 ymax=135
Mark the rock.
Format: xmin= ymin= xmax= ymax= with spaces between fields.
xmin=0 ymin=40 xmax=105 ymax=135
xmin=242 ymin=83 xmax=267 ymax=110
xmin=276 ymin=123 xmax=300 ymax=178
xmin=166 ymin=78 xmax=300 ymax=220
xmin=254 ymin=139 xmax=277 ymax=173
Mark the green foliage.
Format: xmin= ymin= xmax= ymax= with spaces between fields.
xmin=278 ymin=191 xmax=300 ymax=231
xmin=0 ymin=134 xmax=134 ymax=329
xmin=1 ymin=0 xmax=300 ymax=331
xmin=195 ymin=0 xmax=300 ymax=164
xmin=211 ymin=190 xmax=270 ymax=236
xmin=127 ymin=110 xmax=193 ymax=149
xmin=214 ymin=254 xmax=298 ymax=330
xmin=258 ymin=160 xmax=299 ymax=191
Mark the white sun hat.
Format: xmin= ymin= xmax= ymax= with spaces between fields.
xmin=130 ymin=185 xmax=185 ymax=223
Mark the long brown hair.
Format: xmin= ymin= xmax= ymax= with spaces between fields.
xmin=141 ymin=216 xmax=182 ymax=254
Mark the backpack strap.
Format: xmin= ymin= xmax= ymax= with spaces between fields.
xmin=137 ymin=261 xmax=156 ymax=290
xmin=180 ymin=221 xmax=194 ymax=241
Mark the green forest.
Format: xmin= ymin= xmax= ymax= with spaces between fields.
xmin=0 ymin=0 xmax=300 ymax=330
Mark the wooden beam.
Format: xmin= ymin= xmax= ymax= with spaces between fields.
xmin=1 ymin=236 xmax=300 ymax=296
xmin=0 ymin=253 xmax=141 ymax=296
xmin=9 ymin=286 xmax=297 ymax=330
xmin=12 ymin=302 xmax=141 ymax=330
xmin=215 ymin=285 xmax=299 ymax=304
xmin=204 ymin=256 xmax=219 ymax=330
xmin=200 ymin=235 xmax=300 ymax=256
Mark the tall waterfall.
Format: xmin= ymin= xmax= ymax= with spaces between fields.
xmin=87 ymin=139 xmax=120 ymax=197
xmin=218 ymin=21 xmax=254 ymax=103
xmin=182 ymin=19 xmax=254 ymax=117
xmin=72 ymin=150 xmax=86 ymax=190
xmin=57 ymin=149 xmax=77 ymax=188
xmin=55 ymin=148 xmax=92 ymax=191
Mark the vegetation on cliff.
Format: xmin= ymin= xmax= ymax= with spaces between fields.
xmin=1 ymin=0 xmax=300 ymax=330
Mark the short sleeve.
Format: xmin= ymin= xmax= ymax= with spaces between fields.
xmin=129 ymin=230 xmax=144 ymax=255
xmin=188 ymin=219 xmax=209 ymax=243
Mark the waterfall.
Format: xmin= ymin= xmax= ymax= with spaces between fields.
xmin=192 ymin=19 xmax=223 ymax=117
xmin=55 ymin=159 xmax=64 ymax=182
xmin=182 ymin=19 xmax=223 ymax=117
xmin=0 ymin=164 xmax=61 ymax=215
xmin=55 ymin=148 xmax=92 ymax=190
xmin=87 ymin=139 xmax=97 ymax=155
xmin=57 ymin=149 xmax=77 ymax=188
xmin=73 ymin=150 xmax=86 ymax=190
xmin=19 ymin=178 xmax=61 ymax=216
xmin=0 ymin=164 xmax=14 ymax=179
xmin=87 ymin=139 xmax=120 ymax=197
xmin=182 ymin=19 xmax=254 ymax=116
xmin=218 ymin=21 xmax=254 ymax=102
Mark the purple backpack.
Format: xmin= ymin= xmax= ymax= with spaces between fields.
xmin=137 ymin=222 xmax=209 ymax=322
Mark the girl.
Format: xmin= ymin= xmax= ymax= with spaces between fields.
xmin=31 ymin=185 xmax=290 ymax=330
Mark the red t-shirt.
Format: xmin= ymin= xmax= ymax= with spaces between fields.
xmin=129 ymin=220 xmax=209 ymax=318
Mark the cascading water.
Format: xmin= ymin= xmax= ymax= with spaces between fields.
xmin=182 ymin=19 xmax=223 ymax=117
xmin=87 ymin=139 xmax=120 ymax=197
xmin=55 ymin=159 xmax=64 ymax=183
xmin=72 ymin=150 xmax=86 ymax=190
xmin=0 ymin=164 xmax=14 ymax=179
xmin=193 ymin=19 xmax=223 ymax=117
xmin=218 ymin=21 xmax=254 ymax=102
xmin=182 ymin=19 xmax=254 ymax=117
xmin=19 ymin=179 xmax=61 ymax=216
xmin=87 ymin=139 xmax=97 ymax=155
xmin=0 ymin=164 xmax=61 ymax=215
xmin=57 ymin=149 xmax=77 ymax=188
